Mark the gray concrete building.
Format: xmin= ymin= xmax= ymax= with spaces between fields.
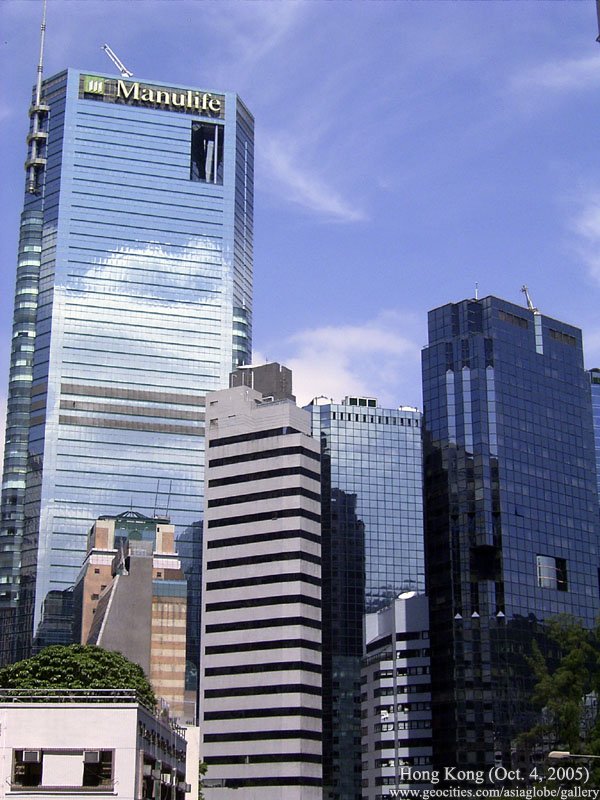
xmin=361 ymin=593 xmax=432 ymax=800
xmin=199 ymin=366 xmax=322 ymax=799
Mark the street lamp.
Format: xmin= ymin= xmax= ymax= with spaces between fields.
xmin=548 ymin=752 xmax=600 ymax=760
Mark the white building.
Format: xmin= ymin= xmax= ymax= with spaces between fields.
xmin=0 ymin=689 xmax=190 ymax=799
xmin=200 ymin=365 xmax=322 ymax=799
xmin=361 ymin=594 xmax=433 ymax=799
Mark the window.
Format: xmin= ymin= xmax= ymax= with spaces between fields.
xmin=191 ymin=122 xmax=223 ymax=184
xmin=82 ymin=750 xmax=113 ymax=787
xmin=12 ymin=750 xmax=42 ymax=787
xmin=537 ymin=555 xmax=568 ymax=591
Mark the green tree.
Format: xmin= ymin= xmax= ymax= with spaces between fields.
xmin=0 ymin=644 xmax=156 ymax=709
xmin=517 ymin=616 xmax=600 ymax=785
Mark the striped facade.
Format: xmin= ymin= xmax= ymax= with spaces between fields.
xmin=200 ymin=384 xmax=322 ymax=799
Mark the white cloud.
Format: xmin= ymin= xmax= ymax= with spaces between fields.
xmin=571 ymin=193 xmax=600 ymax=286
xmin=259 ymin=133 xmax=366 ymax=223
xmin=510 ymin=53 xmax=600 ymax=94
xmin=256 ymin=311 xmax=424 ymax=409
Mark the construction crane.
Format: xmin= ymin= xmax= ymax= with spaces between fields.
xmin=521 ymin=285 xmax=540 ymax=314
xmin=101 ymin=44 xmax=133 ymax=78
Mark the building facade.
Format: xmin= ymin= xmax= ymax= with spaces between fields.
xmin=308 ymin=397 xmax=424 ymax=800
xmin=73 ymin=511 xmax=189 ymax=721
xmin=361 ymin=593 xmax=432 ymax=800
xmin=591 ymin=368 xmax=600 ymax=503
xmin=422 ymin=296 xmax=600 ymax=771
xmin=0 ymin=69 xmax=253 ymax=663
xmin=0 ymin=689 xmax=189 ymax=799
xmin=200 ymin=370 xmax=322 ymax=799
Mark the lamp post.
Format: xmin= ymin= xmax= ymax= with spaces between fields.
xmin=548 ymin=752 xmax=600 ymax=760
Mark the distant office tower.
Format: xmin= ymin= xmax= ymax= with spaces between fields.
xmin=308 ymin=397 xmax=424 ymax=800
xmin=422 ymin=296 xmax=600 ymax=770
xmin=361 ymin=593 xmax=432 ymax=799
xmin=0 ymin=67 xmax=253 ymax=663
xmin=591 ymin=368 xmax=600 ymax=502
xmin=73 ymin=511 xmax=188 ymax=720
xmin=200 ymin=366 xmax=322 ymax=798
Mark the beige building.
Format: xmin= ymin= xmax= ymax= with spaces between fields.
xmin=73 ymin=511 xmax=189 ymax=721
xmin=200 ymin=365 xmax=322 ymax=799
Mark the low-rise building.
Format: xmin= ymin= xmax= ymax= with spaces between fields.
xmin=0 ymin=688 xmax=189 ymax=799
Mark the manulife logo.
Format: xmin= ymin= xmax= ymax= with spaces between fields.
xmin=83 ymin=75 xmax=105 ymax=95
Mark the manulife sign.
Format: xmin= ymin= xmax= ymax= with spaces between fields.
xmin=80 ymin=74 xmax=224 ymax=117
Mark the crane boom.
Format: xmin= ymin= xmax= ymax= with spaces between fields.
xmin=101 ymin=44 xmax=133 ymax=78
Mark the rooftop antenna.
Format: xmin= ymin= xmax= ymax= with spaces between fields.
xmin=521 ymin=285 xmax=540 ymax=314
xmin=25 ymin=0 xmax=49 ymax=194
xmin=101 ymin=44 xmax=133 ymax=78
xmin=475 ymin=282 xmax=479 ymax=300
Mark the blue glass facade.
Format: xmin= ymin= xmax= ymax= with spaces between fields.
xmin=309 ymin=398 xmax=424 ymax=800
xmin=0 ymin=69 xmax=253 ymax=664
xmin=422 ymin=297 xmax=599 ymax=770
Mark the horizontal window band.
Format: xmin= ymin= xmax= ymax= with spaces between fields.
xmin=203 ymin=730 xmax=321 ymax=744
xmin=206 ymin=572 xmax=321 ymax=591
xmin=204 ymin=638 xmax=321 ymax=655
xmin=204 ymin=706 xmax=321 ymax=721
xmin=209 ymin=445 xmax=319 ymax=468
xmin=208 ymin=508 xmax=320 ymax=529
xmin=222 ymin=778 xmax=322 ymax=788
xmin=58 ymin=415 xmax=203 ymax=436
xmin=204 ymin=683 xmax=321 ymax=698
xmin=209 ymin=465 xmax=320 ymax=488
xmin=203 ymin=753 xmax=321 ymax=765
xmin=204 ymin=660 xmax=321 ymax=677
xmin=209 ymin=426 xmax=302 ymax=448
xmin=60 ymin=383 xmax=204 ymax=408
xmin=205 ymin=616 xmax=321 ymax=634
xmin=207 ymin=550 xmax=321 ymax=571
xmin=59 ymin=399 xmax=204 ymax=421
xmin=207 ymin=529 xmax=320 ymax=550
xmin=208 ymin=486 xmax=320 ymax=509
xmin=205 ymin=594 xmax=320 ymax=612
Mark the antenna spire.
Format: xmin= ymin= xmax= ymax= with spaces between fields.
xmin=25 ymin=0 xmax=50 ymax=194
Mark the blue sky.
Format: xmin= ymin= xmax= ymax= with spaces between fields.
xmin=1 ymin=0 xmax=600 ymax=446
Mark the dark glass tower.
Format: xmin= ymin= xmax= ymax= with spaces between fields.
xmin=591 ymin=368 xmax=600 ymax=503
xmin=0 ymin=69 xmax=253 ymax=665
xmin=309 ymin=397 xmax=424 ymax=800
xmin=422 ymin=296 xmax=599 ymax=770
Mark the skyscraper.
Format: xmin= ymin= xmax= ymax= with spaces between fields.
xmin=590 ymin=368 xmax=600 ymax=502
xmin=422 ymin=296 xmax=599 ymax=770
xmin=200 ymin=367 xmax=322 ymax=798
xmin=308 ymin=397 xmax=424 ymax=800
xmin=0 ymin=68 xmax=253 ymax=663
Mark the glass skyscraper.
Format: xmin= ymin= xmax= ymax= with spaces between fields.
xmin=0 ymin=69 xmax=253 ymax=664
xmin=591 ymin=368 xmax=600 ymax=502
xmin=309 ymin=397 xmax=424 ymax=800
xmin=422 ymin=296 xmax=599 ymax=771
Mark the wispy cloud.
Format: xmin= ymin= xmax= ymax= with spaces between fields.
xmin=260 ymin=133 xmax=367 ymax=223
xmin=257 ymin=311 xmax=424 ymax=408
xmin=571 ymin=193 xmax=600 ymax=286
xmin=510 ymin=53 xmax=600 ymax=94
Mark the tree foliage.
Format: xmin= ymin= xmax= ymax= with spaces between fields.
xmin=518 ymin=616 xmax=600 ymax=784
xmin=0 ymin=644 xmax=157 ymax=709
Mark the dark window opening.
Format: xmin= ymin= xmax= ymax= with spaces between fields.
xmin=83 ymin=750 xmax=113 ymax=787
xmin=191 ymin=123 xmax=223 ymax=184
xmin=12 ymin=750 xmax=43 ymax=787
